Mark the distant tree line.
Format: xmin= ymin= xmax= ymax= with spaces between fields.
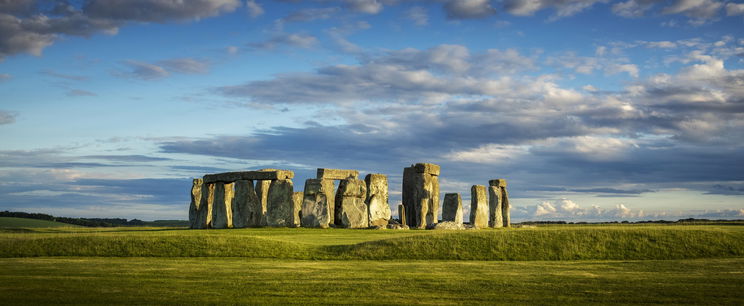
xmin=0 ymin=211 xmax=187 ymax=227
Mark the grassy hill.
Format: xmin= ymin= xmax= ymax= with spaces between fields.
xmin=1 ymin=224 xmax=743 ymax=260
xmin=0 ymin=217 xmax=82 ymax=228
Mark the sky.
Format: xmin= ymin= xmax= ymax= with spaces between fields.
xmin=0 ymin=0 xmax=743 ymax=222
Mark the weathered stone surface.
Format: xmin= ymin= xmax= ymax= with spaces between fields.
xmin=316 ymin=168 xmax=359 ymax=180
xmin=488 ymin=179 xmax=507 ymax=187
xmin=255 ymin=179 xmax=271 ymax=226
xmin=470 ymin=185 xmax=488 ymax=228
xmin=413 ymin=163 xmax=441 ymax=176
xmin=266 ymin=179 xmax=294 ymax=227
xmin=291 ymin=191 xmax=303 ymax=228
xmin=203 ymin=169 xmax=294 ymax=183
xmin=502 ymin=187 xmax=511 ymax=228
xmin=365 ymin=174 xmax=391 ymax=227
xmin=212 ymin=182 xmax=234 ymax=229
xmin=189 ymin=179 xmax=203 ymax=229
xmin=301 ymin=179 xmax=332 ymax=228
xmin=402 ymin=164 xmax=440 ymax=229
xmin=195 ymin=183 xmax=214 ymax=229
xmin=232 ymin=180 xmax=259 ymax=228
xmin=335 ymin=178 xmax=368 ymax=228
xmin=321 ymin=179 xmax=336 ymax=225
xmin=442 ymin=193 xmax=463 ymax=224
xmin=488 ymin=186 xmax=503 ymax=228
xmin=429 ymin=221 xmax=465 ymax=230
xmin=398 ymin=204 xmax=406 ymax=226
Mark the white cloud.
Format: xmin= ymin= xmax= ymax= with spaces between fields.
xmin=246 ymin=0 xmax=265 ymax=18
xmin=727 ymin=3 xmax=744 ymax=16
xmin=344 ymin=0 xmax=384 ymax=14
xmin=443 ymin=0 xmax=497 ymax=19
xmin=248 ymin=33 xmax=319 ymax=50
xmin=407 ymin=6 xmax=429 ymax=26
xmin=444 ymin=144 xmax=528 ymax=163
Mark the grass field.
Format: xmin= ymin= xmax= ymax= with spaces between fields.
xmin=0 ymin=222 xmax=743 ymax=304
xmin=0 ymin=217 xmax=82 ymax=228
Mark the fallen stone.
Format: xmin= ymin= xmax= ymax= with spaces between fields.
xmin=195 ymin=183 xmax=214 ymax=229
xmin=442 ymin=193 xmax=463 ymax=224
xmin=316 ymin=168 xmax=359 ymax=180
xmin=211 ymin=182 xmax=234 ymax=229
xmin=335 ymin=178 xmax=368 ymax=228
xmin=203 ymin=169 xmax=294 ymax=183
xmin=301 ymin=179 xmax=332 ymax=228
xmin=189 ymin=179 xmax=203 ymax=229
xmin=386 ymin=224 xmax=410 ymax=230
xmin=488 ymin=186 xmax=503 ymax=228
xmin=266 ymin=179 xmax=294 ymax=227
xmin=232 ymin=180 xmax=259 ymax=228
xmin=428 ymin=221 xmax=466 ymax=230
xmin=470 ymin=185 xmax=488 ymax=228
xmin=365 ymin=174 xmax=391 ymax=227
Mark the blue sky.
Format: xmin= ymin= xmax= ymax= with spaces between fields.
xmin=1 ymin=0 xmax=743 ymax=221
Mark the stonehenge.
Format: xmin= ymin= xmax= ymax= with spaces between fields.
xmin=188 ymin=164 xmax=512 ymax=230
xmin=402 ymin=163 xmax=440 ymax=229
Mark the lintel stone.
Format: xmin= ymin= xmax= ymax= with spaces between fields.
xmin=203 ymin=170 xmax=294 ymax=183
xmin=488 ymin=179 xmax=507 ymax=187
xmin=316 ymin=168 xmax=359 ymax=180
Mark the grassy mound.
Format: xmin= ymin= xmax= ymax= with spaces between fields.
xmin=331 ymin=227 xmax=744 ymax=260
xmin=0 ymin=217 xmax=82 ymax=228
xmin=1 ymin=225 xmax=742 ymax=260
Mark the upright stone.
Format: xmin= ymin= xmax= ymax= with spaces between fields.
xmin=291 ymin=191 xmax=303 ymax=228
xmin=232 ymin=180 xmax=259 ymax=228
xmin=212 ymin=182 xmax=234 ymax=229
xmin=402 ymin=163 xmax=440 ymax=229
xmin=189 ymin=179 xmax=203 ymax=229
xmin=490 ymin=179 xmax=511 ymax=228
xmin=470 ymin=185 xmax=488 ymax=228
xmin=195 ymin=183 xmax=214 ymax=229
xmin=321 ymin=179 xmax=336 ymax=225
xmin=442 ymin=193 xmax=463 ymax=224
xmin=266 ymin=179 xmax=294 ymax=227
xmin=502 ymin=185 xmax=511 ymax=228
xmin=365 ymin=174 xmax=391 ymax=227
xmin=301 ymin=179 xmax=332 ymax=228
xmin=488 ymin=186 xmax=503 ymax=228
xmin=336 ymin=178 xmax=368 ymax=228
xmin=398 ymin=204 xmax=406 ymax=226
xmin=255 ymin=179 xmax=271 ymax=226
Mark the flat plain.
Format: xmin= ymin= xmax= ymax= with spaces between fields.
xmin=1 ymin=222 xmax=743 ymax=304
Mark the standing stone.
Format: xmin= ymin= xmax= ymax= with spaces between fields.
xmin=470 ymin=185 xmax=488 ymax=228
xmin=255 ymin=179 xmax=271 ymax=226
xmin=402 ymin=163 xmax=440 ymax=229
xmin=212 ymin=182 xmax=234 ymax=229
xmin=398 ymin=204 xmax=406 ymax=226
xmin=189 ymin=179 xmax=203 ymax=229
xmin=442 ymin=193 xmax=463 ymax=224
xmin=232 ymin=180 xmax=259 ymax=228
xmin=489 ymin=179 xmax=511 ymax=228
xmin=336 ymin=178 xmax=368 ymax=228
xmin=502 ymin=186 xmax=511 ymax=228
xmin=266 ymin=179 xmax=294 ymax=227
xmin=365 ymin=174 xmax=391 ymax=227
xmin=195 ymin=183 xmax=214 ymax=229
xmin=291 ymin=191 xmax=303 ymax=228
xmin=301 ymin=179 xmax=332 ymax=228
xmin=321 ymin=179 xmax=336 ymax=225
xmin=488 ymin=186 xmax=503 ymax=228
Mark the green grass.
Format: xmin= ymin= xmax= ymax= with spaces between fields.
xmin=0 ymin=217 xmax=82 ymax=228
xmin=1 ymin=257 xmax=742 ymax=305
xmin=1 ymin=225 xmax=743 ymax=260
